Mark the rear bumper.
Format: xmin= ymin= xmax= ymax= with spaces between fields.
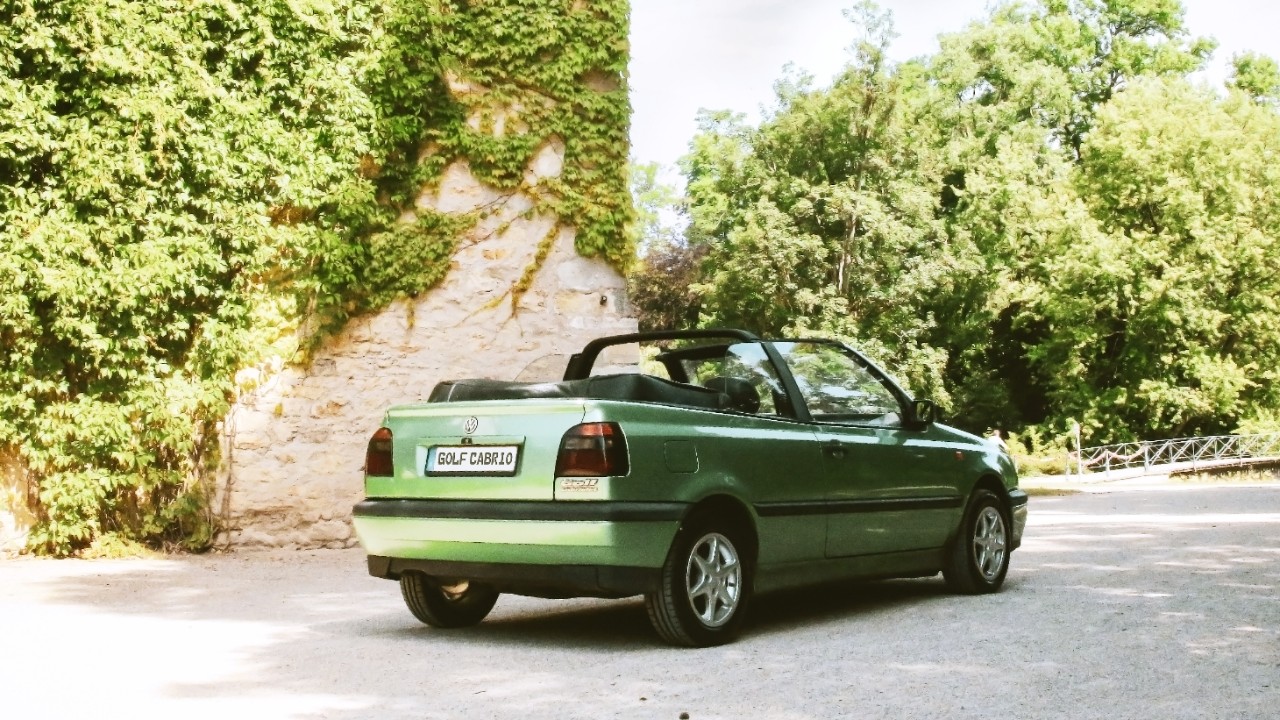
xmin=352 ymin=499 xmax=686 ymax=596
xmin=365 ymin=555 xmax=658 ymax=598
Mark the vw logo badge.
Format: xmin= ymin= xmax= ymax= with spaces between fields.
xmin=463 ymin=417 xmax=479 ymax=435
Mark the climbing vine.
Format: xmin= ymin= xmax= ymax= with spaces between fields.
xmin=0 ymin=0 xmax=632 ymax=555
xmin=299 ymin=0 xmax=634 ymax=338
xmin=423 ymin=0 xmax=634 ymax=267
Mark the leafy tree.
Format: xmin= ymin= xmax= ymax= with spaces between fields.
xmin=626 ymin=161 xmax=703 ymax=331
xmin=627 ymin=240 xmax=706 ymax=332
xmin=1043 ymin=78 xmax=1280 ymax=439
xmin=681 ymin=2 xmax=951 ymax=401
xmin=675 ymin=0 xmax=1280 ymax=446
xmin=627 ymin=161 xmax=683 ymax=253
xmin=911 ymin=0 xmax=1218 ymax=437
xmin=1230 ymin=51 xmax=1280 ymax=104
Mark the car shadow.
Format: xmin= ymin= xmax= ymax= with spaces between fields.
xmin=324 ymin=573 xmax=955 ymax=652
xmin=342 ymin=575 xmax=956 ymax=650
xmin=746 ymin=576 xmax=952 ymax=637
xmin=352 ymin=596 xmax=658 ymax=650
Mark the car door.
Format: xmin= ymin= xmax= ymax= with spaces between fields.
xmin=775 ymin=342 xmax=961 ymax=558
xmin=674 ymin=342 xmax=830 ymax=565
xmin=816 ymin=423 xmax=961 ymax=558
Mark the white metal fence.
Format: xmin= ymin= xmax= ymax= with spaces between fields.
xmin=1067 ymin=432 xmax=1280 ymax=479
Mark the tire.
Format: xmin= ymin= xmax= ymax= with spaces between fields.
xmin=943 ymin=488 xmax=1011 ymax=594
xmin=399 ymin=574 xmax=499 ymax=628
xmin=644 ymin=516 xmax=752 ymax=647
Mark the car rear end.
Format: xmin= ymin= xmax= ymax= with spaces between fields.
xmin=352 ymin=399 xmax=683 ymax=598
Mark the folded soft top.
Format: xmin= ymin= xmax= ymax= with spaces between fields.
xmin=428 ymin=374 xmax=729 ymax=410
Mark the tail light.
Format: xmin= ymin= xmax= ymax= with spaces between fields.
xmin=365 ymin=427 xmax=394 ymax=477
xmin=555 ymin=422 xmax=629 ymax=477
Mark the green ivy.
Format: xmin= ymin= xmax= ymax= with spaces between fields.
xmin=297 ymin=0 xmax=635 ymax=337
xmin=422 ymin=0 xmax=635 ymax=269
xmin=1 ymin=0 xmax=632 ymax=555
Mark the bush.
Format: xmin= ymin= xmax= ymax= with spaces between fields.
xmin=2 ymin=0 xmax=632 ymax=555
xmin=1006 ymin=426 xmax=1073 ymax=477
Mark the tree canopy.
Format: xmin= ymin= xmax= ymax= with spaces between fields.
xmin=631 ymin=0 xmax=1280 ymax=446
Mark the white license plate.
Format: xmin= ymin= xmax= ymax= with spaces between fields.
xmin=427 ymin=445 xmax=520 ymax=475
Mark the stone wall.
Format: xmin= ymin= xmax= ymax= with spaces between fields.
xmin=0 ymin=450 xmax=33 ymax=555
xmin=215 ymin=156 xmax=637 ymax=548
xmin=2 ymin=158 xmax=636 ymax=553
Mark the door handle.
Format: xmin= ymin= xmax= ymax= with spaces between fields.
xmin=823 ymin=441 xmax=847 ymax=459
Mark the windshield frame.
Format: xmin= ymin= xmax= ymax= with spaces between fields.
xmin=766 ymin=339 xmax=915 ymax=426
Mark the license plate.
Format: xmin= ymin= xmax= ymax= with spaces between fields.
xmin=426 ymin=445 xmax=520 ymax=476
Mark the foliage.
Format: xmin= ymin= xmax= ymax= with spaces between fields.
xmin=627 ymin=160 xmax=706 ymax=331
xmin=296 ymin=0 xmax=634 ymax=334
xmin=910 ymin=0 xmax=1215 ymax=438
xmin=2 ymin=0 xmax=379 ymax=554
xmin=1005 ymin=427 xmax=1074 ymax=476
xmin=1229 ymin=51 xmax=1280 ymax=104
xmin=628 ymin=240 xmax=706 ymax=332
xmin=678 ymin=2 xmax=952 ymax=402
xmin=430 ymin=0 xmax=634 ymax=269
xmin=668 ymin=0 xmax=1280 ymax=446
xmin=628 ymin=161 xmax=684 ymax=254
xmin=1046 ymin=79 xmax=1280 ymax=439
xmin=1 ymin=0 xmax=631 ymax=555
xmin=80 ymin=531 xmax=161 ymax=559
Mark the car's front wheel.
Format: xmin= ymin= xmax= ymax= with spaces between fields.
xmin=644 ymin=516 xmax=752 ymax=647
xmin=943 ymin=488 xmax=1011 ymax=594
xmin=400 ymin=574 xmax=499 ymax=628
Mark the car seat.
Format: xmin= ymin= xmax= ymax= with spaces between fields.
xmin=704 ymin=376 xmax=761 ymax=414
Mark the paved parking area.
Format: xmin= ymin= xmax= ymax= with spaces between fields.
xmin=2 ymin=484 xmax=1278 ymax=719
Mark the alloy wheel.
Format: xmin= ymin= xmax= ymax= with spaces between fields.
xmin=684 ymin=532 xmax=742 ymax=627
xmin=972 ymin=506 xmax=1007 ymax=582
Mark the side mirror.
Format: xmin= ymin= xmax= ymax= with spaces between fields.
xmin=909 ymin=399 xmax=937 ymax=427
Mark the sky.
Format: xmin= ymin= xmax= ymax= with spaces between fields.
xmin=629 ymin=0 xmax=1280 ymax=169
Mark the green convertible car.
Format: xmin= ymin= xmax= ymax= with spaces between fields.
xmin=353 ymin=329 xmax=1027 ymax=646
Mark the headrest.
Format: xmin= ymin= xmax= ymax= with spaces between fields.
xmin=703 ymin=376 xmax=761 ymax=414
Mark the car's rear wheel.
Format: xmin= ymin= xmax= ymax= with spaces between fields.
xmin=644 ymin=516 xmax=751 ymax=647
xmin=400 ymin=574 xmax=499 ymax=628
xmin=943 ymin=488 xmax=1010 ymax=594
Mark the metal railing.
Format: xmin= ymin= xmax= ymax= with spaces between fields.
xmin=1067 ymin=432 xmax=1280 ymax=479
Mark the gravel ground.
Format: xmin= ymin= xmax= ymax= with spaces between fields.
xmin=2 ymin=483 xmax=1278 ymax=720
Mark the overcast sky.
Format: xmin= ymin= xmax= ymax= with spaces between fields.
xmin=629 ymin=0 xmax=1280 ymax=168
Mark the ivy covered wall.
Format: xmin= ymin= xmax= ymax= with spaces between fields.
xmin=0 ymin=0 xmax=633 ymax=555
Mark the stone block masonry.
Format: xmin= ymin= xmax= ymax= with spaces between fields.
xmin=0 ymin=450 xmax=34 ymax=555
xmin=216 ymin=158 xmax=637 ymax=548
